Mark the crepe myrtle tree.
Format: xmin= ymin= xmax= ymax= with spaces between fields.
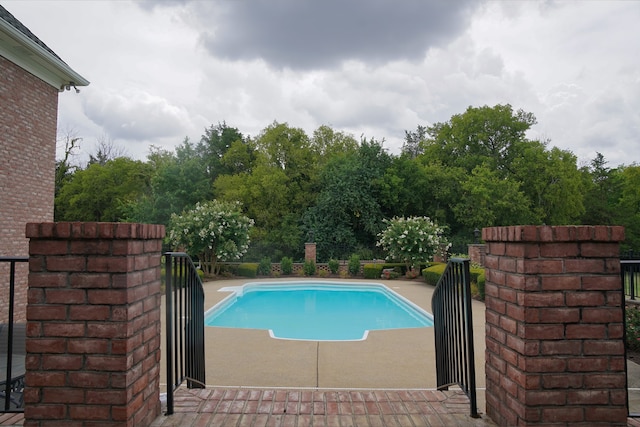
xmin=168 ymin=200 xmax=254 ymax=275
xmin=376 ymin=216 xmax=450 ymax=271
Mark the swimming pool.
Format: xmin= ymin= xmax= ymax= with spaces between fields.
xmin=204 ymin=281 xmax=434 ymax=341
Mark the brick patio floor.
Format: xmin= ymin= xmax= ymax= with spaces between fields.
xmin=151 ymin=387 xmax=495 ymax=427
xmin=2 ymin=387 xmax=640 ymax=426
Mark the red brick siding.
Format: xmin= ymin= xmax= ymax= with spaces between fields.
xmin=25 ymin=222 xmax=164 ymax=427
xmin=0 ymin=55 xmax=59 ymax=323
xmin=483 ymin=225 xmax=627 ymax=426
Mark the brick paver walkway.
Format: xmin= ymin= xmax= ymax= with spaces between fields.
xmin=151 ymin=387 xmax=494 ymax=427
xmin=2 ymin=388 xmax=640 ymax=426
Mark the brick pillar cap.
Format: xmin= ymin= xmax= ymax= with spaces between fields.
xmin=482 ymin=225 xmax=624 ymax=243
xmin=26 ymin=222 xmax=165 ymax=240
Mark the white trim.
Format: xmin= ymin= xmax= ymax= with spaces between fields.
xmin=0 ymin=19 xmax=89 ymax=90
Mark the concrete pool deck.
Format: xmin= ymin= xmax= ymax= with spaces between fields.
xmin=160 ymin=277 xmax=487 ymax=399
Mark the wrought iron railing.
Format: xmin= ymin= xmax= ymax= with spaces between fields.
xmin=431 ymin=257 xmax=478 ymax=418
xmin=164 ymin=252 xmax=206 ymax=415
xmin=0 ymin=256 xmax=28 ymax=412
xmin=622 ymin=259 xmax=640 ymax=300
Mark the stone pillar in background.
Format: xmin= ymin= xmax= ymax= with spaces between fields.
xmin=305 ymin=242 xmax=317 ymax=263
xmin=25 ymin=222 xmax=165 ymax=427
xmin=467 ymin=243 xmax=486 ymax=266
xmin=483 ymin=225 xmax=627 ymax=426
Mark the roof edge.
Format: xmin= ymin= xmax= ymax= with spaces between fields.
xmin=0 ymin=17 xmax=89 ymax=90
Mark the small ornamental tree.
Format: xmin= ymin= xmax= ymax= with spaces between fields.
xmin=376 ymin=216 xmax=450 ymax=271
xmin=167 ymin=200 xmax=254 ymax=275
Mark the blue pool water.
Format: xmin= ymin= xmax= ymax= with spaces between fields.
xmin=204 ymin=282 xmax=433 ymax=341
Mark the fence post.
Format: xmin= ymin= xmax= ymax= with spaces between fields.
xmin=25 ymin=222 xmax=165 ymax=427
xmin=483 ymin=225 xmax=626 ymax=426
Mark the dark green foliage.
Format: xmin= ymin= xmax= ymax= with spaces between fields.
xmin=303 ymin=259 xmax=316 ymax=276
xmin=363 ymin=264 xmax=384 ymax=279
xmin=258 ymin=257 xmax=272 ymax=276
xmin=281 ymin=257 xmax=293 ymax=275
xmin=237 ymin=263 xmax=258 ymax=278
xmin=328 ymin=259 xmax=340 ymax=274
xmin=348 ymin=254 xmax=361 ymax=276
xmin=476 ymin=272 xmax=486 ymax=300
xmin=627 ymin=306 xmax=640 ymax=351
xmin=422 ymin=263 xmax=446 ymax=286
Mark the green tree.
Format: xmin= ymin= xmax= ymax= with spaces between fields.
xmin=167 ymin=200 xmax=254 ymax=275
xmin=214 ymin=123 xmax=318 ymax=259
xmin=615 ymin=164 xmax=640 ymax=250
xmin=423 ymin=104 xmax=536 ymax=175
xmin=451 ymin=163 xmax=534 ymax=229
xmin=377 ymin=216 xmax=450 ymax=270
xmin=304 ymin=138 xmax=391 ymax=261
xmin=581 ymin=152 xmax=621 ymax=225
xmin=197 ymin=122 xmax=245 ymax=182
xmin=55 ymin=157 xmax=151 ymax=222
xmin=123 ymin=140 xmax=212 ymax=225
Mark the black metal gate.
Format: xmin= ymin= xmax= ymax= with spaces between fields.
xmin=431 ymin=258 xmax=478 ymax=418
xmin=164 ymin=252 xmax=206 ymax=415
xmin=0 ymin=256 xmax=27 ymax=413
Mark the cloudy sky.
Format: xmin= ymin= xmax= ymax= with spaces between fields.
xmin=4 ymin=0 xmax=639 ymax=167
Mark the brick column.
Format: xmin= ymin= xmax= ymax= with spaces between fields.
xmin=24 ymin=222 xmax=165 ymax=427
xmin=484 ymin=225 xmax=626 ymax=426
xmin=305 ymin=242 xmax=316 ymax=263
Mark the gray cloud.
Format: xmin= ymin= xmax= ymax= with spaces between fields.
xmin=143 ymin=0 xmax=481 ymax=70
xmin=82 ymin=88 xmax=190 ymax=142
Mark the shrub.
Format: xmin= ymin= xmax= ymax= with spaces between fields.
xmin=376 ymin=216 xmax=450 ymax=270
xmin=303 ymin=259 xmax=316 ymax=276
xmin=328 ymin=259 xmax=340 ymax=274
xmin=281 ymin=256 xmax=293 ymax=275
xmin=318 ymin=269 xmax=329 ymax=277
xmin=258 ymin=257 xmax=272 ymax=276
xmin=167 ymin=200 xmax=253 ymax=275
xmin=236 ymin=263 xmax=258 ymax=278
xmin=476 ymin=272 xmax=486 ymax=300
xmin=363 ymin=264 xmax=384 ymax=279
xmin=422 ymin=263 xmax=446 ymax=286
xmin=381 ymin=269 xmax=400 ymax=280
xmin=348 ymin=254 xmax=361 ymax=276
xmin=627 ymin=306 xmax=640 ymax=351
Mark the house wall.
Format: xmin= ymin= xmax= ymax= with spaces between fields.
xmin=0 ymin=54 xmax=59 ymax=323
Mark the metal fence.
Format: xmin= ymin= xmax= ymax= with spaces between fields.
xmin=0 ymin=256 xmax=28 ymax=413
xmin=164 ymin=252 xmax=206 ymax=415
xmin=431 ymin=257 xmax=478 ymax=418
xmin=622 ymin=259 xmax=640 ymax=300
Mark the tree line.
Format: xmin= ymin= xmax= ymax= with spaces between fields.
xmin=54 ymin=104 xmax=640 ymax=261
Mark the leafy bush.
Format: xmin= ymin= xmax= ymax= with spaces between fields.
xmin=348 ymin=254 xmax=361 ymax=276
xmin=303 ymin=259 xmax=316 ymax=276
xmin=363 ymin=264 xmax=384 ymax=279
xmin=377 ymin=216 xmax=450 ymax=270
xmin=476 ymin=272 xmax=486 ymax=300
xmin=258 ymin=257 xmax=272 ymax=276
xmin=422 ymin=263 xmax=446 ymax=286
xmin=237 ymin=263 xmax=258 ymax=278
xmin=627 ymin=306 xmax=640 ymax=351
xmin=281 ymin=256 xmax=293 ymax=275
xmin=167 ymin=200 xmax=253 ymax=275
xmin=328 ymin=259 xmax=340 ymax=274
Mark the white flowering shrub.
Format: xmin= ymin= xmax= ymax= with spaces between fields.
xmin=376 ymin=216 xmax=450 ymax=270
xmin=167 ymin=200 xmax=254 ymax=275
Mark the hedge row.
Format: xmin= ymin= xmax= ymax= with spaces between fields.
xmin=422 ymin=262 xmax=486 ymax=299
